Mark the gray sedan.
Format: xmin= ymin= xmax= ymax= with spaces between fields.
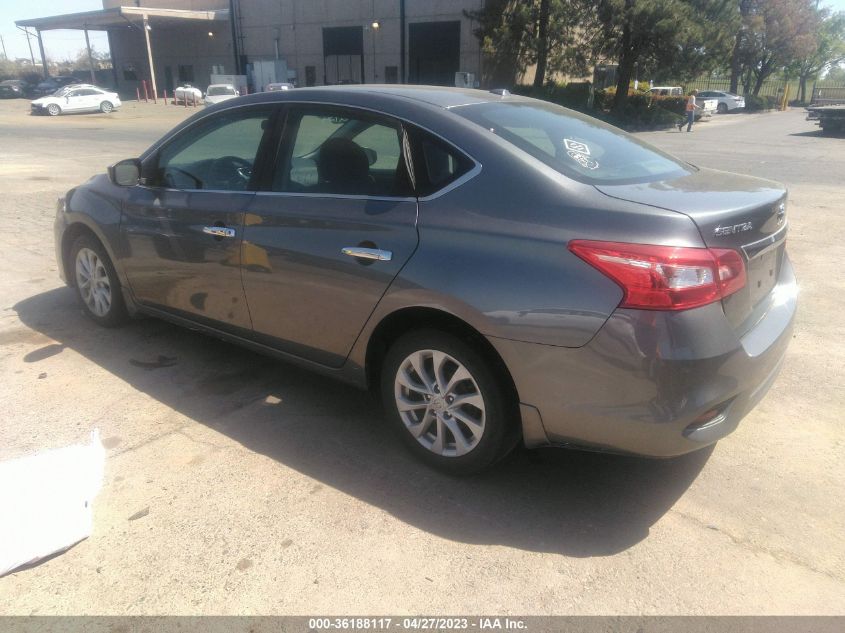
xmin=54 ymin=86 xmax=796 ymax=473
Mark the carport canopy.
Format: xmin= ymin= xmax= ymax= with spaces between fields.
xmin=15 ymin=6 xmax=228 ymax=32
xmin=16 ymin=6 xmax=230 ymax=92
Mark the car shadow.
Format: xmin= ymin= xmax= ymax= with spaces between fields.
xmin=789 ymin=128 xmax=845 ymax=138
xmin=14 ymin=288 xmax=712 ymax=557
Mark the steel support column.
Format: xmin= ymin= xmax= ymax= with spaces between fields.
xmin=142 ymin=15 xmax=157 ymax=98
xmin=36 ymin=29 xmax=48 ymax=77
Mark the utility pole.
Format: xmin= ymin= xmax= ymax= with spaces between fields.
xmin=17 ymin=26 xmax=36 ymax=65
xmin=84 ymin=28 xmax=96 ymax=84
xmin=0 ymin=35 xmax=7 ymax=60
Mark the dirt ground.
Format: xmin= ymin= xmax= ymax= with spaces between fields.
xmin=0 ymin=99 xmax=842 ymax=615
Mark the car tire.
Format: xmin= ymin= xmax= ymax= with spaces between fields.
xmin=46 ymin=103 xmax=61 ymax=116
xmin=381 ymin=329 xmax=519 ymax=475
xmin=70 ymin=234 xmax=128 ymax=327
xmin=717 ymin=102 xmax=728 ymax=114
xmin=100 ymin=101 xmax=114 ymax=113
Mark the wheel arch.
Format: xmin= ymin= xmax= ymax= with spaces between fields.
xmin=61 ymin=221 xmax=116 ymax=288
xmin=363 ymin=306 xmax=521 ymax=406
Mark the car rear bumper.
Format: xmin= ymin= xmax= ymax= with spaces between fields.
xmin=492 ymin=253 xmax=797 ymax=457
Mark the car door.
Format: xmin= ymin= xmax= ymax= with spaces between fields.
xmin=120 ymin=105 xmax=279 ymax=332
xmin=62 ymin=89 xmax=87 ymax=112
xmin=241 ymin=104 xmax=419 ymax=367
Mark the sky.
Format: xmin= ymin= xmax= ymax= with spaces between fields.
xmin=1 ymin=0 xmax=108 ymax=63
xmin=2 ymin=0 xmax=845 ymax=64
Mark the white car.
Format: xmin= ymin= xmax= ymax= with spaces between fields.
xmin=204 ymin=84 xmax=239 ymax=106
xmin=650 ymin=86 xmax=684 ymax=96
xmin=174 ymin=85 xmax=203 ymax=104
xmin=697 ymin=90 xmax=746 ymax=113
xmin=266 ymin=82 xmax=294 ymax=91
xmin=697 ymin=98 xmax=718 ymax=120
xmin=31 ymin=86 xmax=121 ymax=116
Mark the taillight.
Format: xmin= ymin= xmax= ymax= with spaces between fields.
xmin=568 ymin=240 xmax=746 ymax=310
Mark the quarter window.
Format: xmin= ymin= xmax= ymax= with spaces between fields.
xmin=407 ymin=127 xmax=474 ymax=197
xmin=274 ymin=108 xmax=412 ymax=197
xmin=154 ymin=107 xmax=275 ymax=191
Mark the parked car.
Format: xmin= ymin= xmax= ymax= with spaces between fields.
xmin=266 ymin=82 xmax=294 ymax=91
xmin=31 ymin=86 xmax=121 ymax=116
xmin=54 ymin=86 xmax=796 ymax=473
xmin=698 ymin=90 xmax=746 ymax=113
xmin=0 ymin=79 xmax=35 ymax=99
xmin=204 ymin=84 xmax=239 ymax=106
xmin=174 ymin=84 xmax=203 ymax=104
xmin=697 ymin=97 xmax=718 ymax=120
xmin=32 ymin=76 xmax=77 ymax=97
xmin=650 ymin=86 xmax=683 ymax=96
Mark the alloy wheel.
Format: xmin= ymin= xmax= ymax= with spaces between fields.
xmin=75 ymin=247 xmax=112 ymax=317
xmin=393 ymin=349 xmax=486 ymax=457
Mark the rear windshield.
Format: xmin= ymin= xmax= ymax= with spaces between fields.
xmin=452 ymin=100 xmax=692 ymax=185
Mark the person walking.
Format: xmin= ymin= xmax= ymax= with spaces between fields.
xmin=678 ymin=89 xmax=700 ymax=132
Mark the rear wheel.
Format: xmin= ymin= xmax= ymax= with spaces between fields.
xmin=381 ymin=329 xmax=518 ymax=474
xmin=717 ymin=102 xmax=728 ymax=114
xmin=46 ymin=103 xmax=61 ymax=116
xmin=71 ymin=234 xmax=127 ymax=327
xmin=99 ymin=101 xmax=114 ymax=113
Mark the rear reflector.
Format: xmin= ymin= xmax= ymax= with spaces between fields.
xmin=569 ymin=240 xmax=746 ymax=310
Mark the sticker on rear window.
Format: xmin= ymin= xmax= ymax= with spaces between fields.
xmin=564 ymin=138 xmax=599 ymax=170
xmin=564 ymin=139 xmax=590 ymax=154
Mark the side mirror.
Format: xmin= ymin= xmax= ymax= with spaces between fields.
xmin=108 ymin=158 xmax=141 ymax=187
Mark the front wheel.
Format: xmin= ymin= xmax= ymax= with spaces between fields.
xmin=46 ymin=103 xmax=61 ymax=116
xmin=71 ymin=235 xmax=127 ymax=327
xmin=717 ymin=102 xmax=728 ymax=114
xmin=99 ymin=101 xmax=114 ymax=113
xmin=381 ymin=330 xmax=518 ymax=475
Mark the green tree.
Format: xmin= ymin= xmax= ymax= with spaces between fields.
xmin=733 ymin=0 xmax=819 ymax=96
xmin=791 ymin=10 xmax=845 ymax=103
xmin=593 ymin=0 xmax=738 ymax=113
xmin=825 ymin=63 xmax=845 ymax=82
xmin=467 ymin=0 xmax=595 ymax=87
xmin=729 ymin=0 xmax=753 ymax=93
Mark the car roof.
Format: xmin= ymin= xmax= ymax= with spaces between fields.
xmin=252 ymin=85 xmax=514 ymax=109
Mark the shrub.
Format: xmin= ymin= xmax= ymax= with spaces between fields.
xmin=512 ymin=82 xmax=593 ymax=111
xmin=518 ymin=83 xmax=682 ymax=130
xmin=649 ymin=95 xmax=688 ymax=116
xmin=745 ymin=95 xmax=780 ymax=111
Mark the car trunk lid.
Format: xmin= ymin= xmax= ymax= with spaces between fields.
xmin=596 ymin=167 xmax=788 ymax=336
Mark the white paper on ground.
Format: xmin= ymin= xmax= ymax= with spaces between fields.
xmin=0 ymin=429 xmax=105 ymax=576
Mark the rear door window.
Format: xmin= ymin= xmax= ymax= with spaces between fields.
xmin=273 ymin=107 xmax=413 ymax=197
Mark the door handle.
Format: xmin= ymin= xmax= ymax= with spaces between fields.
xmin=203 ymin=226 xmax=236 ymax=238
xmin=341 ymin=247 xmax=392 ymax=261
